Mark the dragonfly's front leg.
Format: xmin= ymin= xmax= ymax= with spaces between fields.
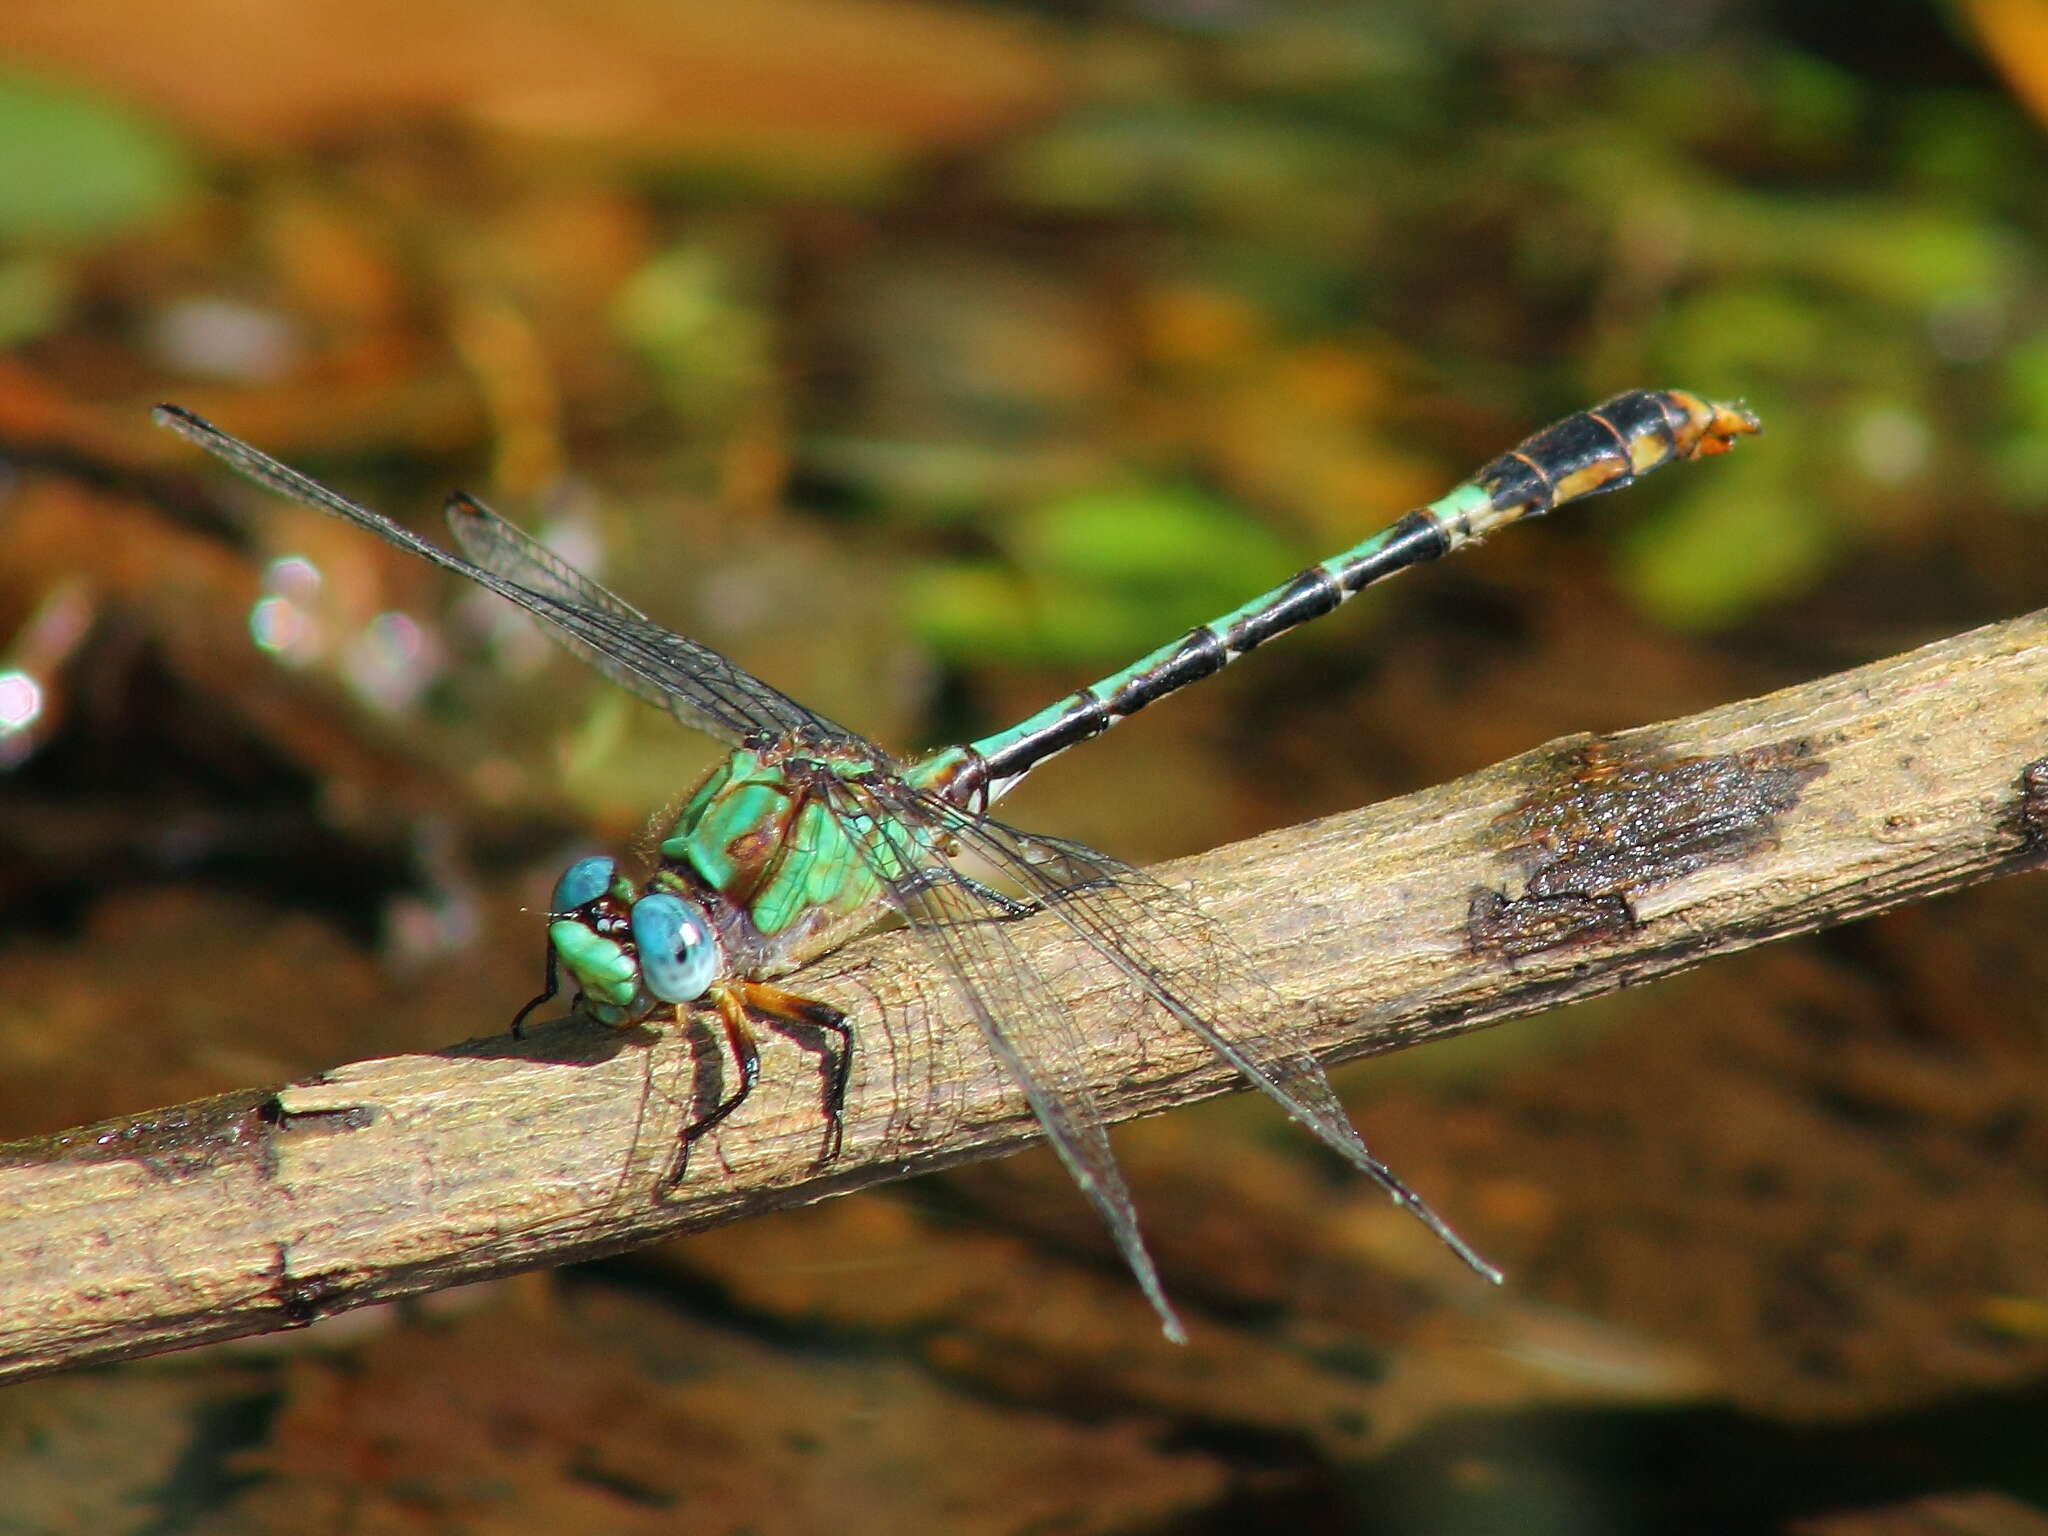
xmin=665 ymin=985 xmax=761 ymax=1188
xmin=508 ymin=942 xmax=561 ymax=1038
xmin=730 ymin=979 xmax=852 ymax=1168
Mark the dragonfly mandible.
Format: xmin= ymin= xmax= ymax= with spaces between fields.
xmin=157 ymin=389 xmax=1759 ymax=1341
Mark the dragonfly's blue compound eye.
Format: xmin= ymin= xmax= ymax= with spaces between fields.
xmin=551 ymin=855 xmax=616 ymax=913
xmin=631 ymin=893 xmax=718 ymax=1003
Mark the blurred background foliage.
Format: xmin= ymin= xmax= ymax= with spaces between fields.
xmin=4 ymin=0 xmax=2048 ymax=1531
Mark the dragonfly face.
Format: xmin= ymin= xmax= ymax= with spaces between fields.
xmin=535 ymin=842 xmax=857 ymax=1189
xmin=544 ymin=854 xmax=723 ymax=1024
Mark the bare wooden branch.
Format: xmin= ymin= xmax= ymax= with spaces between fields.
xmin=3 ymin=608 xmax=2044 ymax=1381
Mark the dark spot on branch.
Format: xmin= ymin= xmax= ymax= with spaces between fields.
xmin=274 ymin=1257 xmax=353 ymax=1326
xmin=1468 ymin=888 xmax=1638 ymax=957
xmin=0 ymin=1088 xmax=279 ymax=1179
xmin=1469 ymin=735 xmax=1827 ymax=958
xmin=270 ymin=1102 xmax=377 ymax=1134
xmin=2009 ymin=757 xmax=2048 ymax=857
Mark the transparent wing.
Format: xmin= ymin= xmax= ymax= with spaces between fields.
xmin=876 ymin=780 xmax=1504 ymax=1285
xmin=834 ymin=779 xmax=1188 ymax=1343
xmin=440 ymin=492 xmax=854 ymax=745
xmin=155 ymin=405 xmax=855 ymax=749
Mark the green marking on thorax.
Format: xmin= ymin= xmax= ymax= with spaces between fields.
xmin=665 ymin=751 xmax=782 ymax=890
xmin=751 ymin=799 xmax=874 ymax=936
xmin=672 ymin=750 xmax=741 ymax=834
xmin=654 ymin=741 xmax=918 ymax=940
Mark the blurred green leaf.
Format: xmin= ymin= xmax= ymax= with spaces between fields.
xmin=611 ymin=242 xmax=772 ymax=421
xmin=1789 ymin=202 xmax=2020 ymax=310
xmin=1991 ymin=435 xmax=2048 ymax=512
xmin=1682 ymin=189 xmax=2023 ymax=312
xmin=1619 ymin=451 xmax=1834 ymax=629
xmin=1895 ymin=89 xmax=2040 ymax=198
xmin=0 ymin=253 xmax=71 ymax=344
xmin=1657 ymin=284 xmax=1838 ymax=383
xmin=0 ymin=69 xmax=194 ymax=243
xmin=1609 ymin=49 xmax=1862 ymax=164
xmin=996 ymin=102 xmax=1390 ymax=228
xmin=1995 ymin=334 xmax=2048 ymax=510
xmin=2001 ymin=332 xmax=2048 ymax=428
xmin=906 ymin=483 xmax=1299 ymax=667
xmin=1022 ymin=484 xmax=1293 ymax=588
xmin=1754 ymin=49 xmax=1866 ymax=160
xmin=897 ymin=562 xmax=1038 ymax=664
xmin=1215 ymin=11 xmax=1432 ymax=96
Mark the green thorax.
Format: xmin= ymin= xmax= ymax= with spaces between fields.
xmin=658 ymin=741 xmax=926 ymax=942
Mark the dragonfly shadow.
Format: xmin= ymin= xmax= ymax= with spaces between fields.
xmin=436 ymin=1012 xmax=653 ymax=1069
xmin=428 ymin=1006 xmax=848 ymax=1185
xmin=435 ymin=1012 xmax=689 ymax=1196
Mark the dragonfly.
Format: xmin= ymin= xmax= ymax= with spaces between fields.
xmin=156 ymin=389 xmax=1759 ymax=1341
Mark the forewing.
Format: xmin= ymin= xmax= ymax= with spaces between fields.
xmin=887 ymin=783 xmax=1503 ymax=1285
xmin=155 ymin=405 xmax=850 ymax=749
xmin=442 ymin=492 xmax=853 ymax=746
xmin=835 ymin=780 xmax=1188 ymax=1342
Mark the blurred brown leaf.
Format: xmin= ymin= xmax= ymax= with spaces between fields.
xmin=4 ymin=0 xmax=1061 ymax=173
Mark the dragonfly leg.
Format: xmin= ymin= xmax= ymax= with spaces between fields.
xmin=732 ymin=979 xmax=852 ymax=1167
xmin=665 ymin=986 xmax=760 ymax=1188
xmin=508 ymin=942 xmax=561 ymax=1038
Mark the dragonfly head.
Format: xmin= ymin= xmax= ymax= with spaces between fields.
xmin=544 ymin=855 xmax=722 ymax=1022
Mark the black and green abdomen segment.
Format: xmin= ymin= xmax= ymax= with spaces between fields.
xmin=933 ymin=388 xmax=1758 ymax=803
